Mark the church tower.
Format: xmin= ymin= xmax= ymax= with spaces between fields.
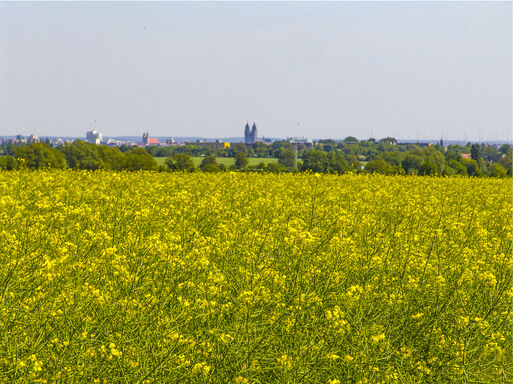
xmin=244 ymin=123 xmax=251 ymax=144
xmin=244 ymin=122 xmax=258 ymax=144
xmin=251 ymin=122 xmax=257 ymax=143
xmin=143 ymin=131 xmax=149 ymax=145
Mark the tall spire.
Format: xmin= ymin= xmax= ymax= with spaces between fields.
xmin=244 ymin=121 xmax=258 ymax=144
xmin=244 ymin=122 xmax=250 ymax=144
xmin=251 ymin=122 xmax=257 ymax=143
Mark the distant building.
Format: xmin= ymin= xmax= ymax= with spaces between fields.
xmin=142 ymin=131 xmax=159 ymax=146
xmin=287 ymin=136 xmax=313 ymax=148
xmin=244 ymin=122 xmax=257 ymax=144
xmin=106 ymin=138 xmax=138 ymax=147
xmin=461 ymin=153 xmax=471 ymax=159
xmin=86 ymin=130 xmax=103 ymax=144
xmin=11 ymin=135 xmax=27 ymax=144
xmin=184 ymin=140 xmax=229 ymax=150
xmin=27 ymin=134 xmax=39 ymax=144
xmin=52 ymin=138 xmax=65 ymax=146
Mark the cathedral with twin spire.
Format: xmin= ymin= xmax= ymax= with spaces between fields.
xmin=244 ymin=122 xmax=257 ymax=144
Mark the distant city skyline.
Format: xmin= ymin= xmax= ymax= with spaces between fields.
xmin=2 ymin=130 xmax=511 ymax=146
xmin=0 ymin=2 xmax=511 ymax=141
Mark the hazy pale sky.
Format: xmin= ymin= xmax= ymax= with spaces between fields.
xmin=0 ymin=2 xmax=511 ymax=141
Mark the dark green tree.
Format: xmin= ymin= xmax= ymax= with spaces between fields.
xmin=376 ymin=152 xmax=404 ymax=175
xmin=445 ymin=146 xmax=465 ymax=162
xmin=166 ymin=153 xmax=195 ymax=171
xmin=327 ymin=152 xmax=350 ymax=174
xmin=98 ymin=146 xmax=126 ymax=170
xmin=402 ymin=153 xmax=424 ymax=174
xmin=15 ymin=143 xmax=66 ymax=169
xmin=264 ymin=162 xmax=287 ymax=173
xmin=446 ymin=159 xmax=467 ymax=176
xmin=200 ymin=156 xmax=221 ymax=172
xmin=364 ymin=159 xmax=392 ymax=175
xmin=234 ymin=152 xmax=249 ymax=170
xmin=229 ymin=143 xmax=248 ymax=157
xmin=423 ymin=146 xmax=446 ymax=174
xmin=301 ymin=150 xmax=328 ymax=172
xmin=481 ymin=145 xmax=500 ymax=162
xmin=0 ymin=155 xmax=17 ymax=170
xmin=379 ymin=137 xmax=397 ymax=145
xmin=343 ymin=136 xmax=359 ymax=145
xmin=418 ymin=161 xmax=438 ymax=176
xmin=345 ymin=153 xmax=361 ymax=171
xmin=498 ymin=150 xmax=512 ymax=175
xmin=61 ymin=141 xmax=105 ymax=170
xmin=317 ymin=139 xmax=336 ymax=152
xmin=301 ymin=150 xmax=349 ymax=174
xmin=470 ymin=144 xmax=481 ymax=162
xmin=123 ymin=147 xmax=158 ymax=171
xmin=462 ymin=158 xmax=481 ymax=177
xmin=498 ymin=144 xmax=511 ymax=155
xmin=278 ymin=149 xmax=297 ymax=170
xmin=488 ymin=163 xmax=507 ymax=178
xmin=252 ymin=142 xmax=271 ymax=158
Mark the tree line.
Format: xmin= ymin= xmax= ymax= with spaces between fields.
xmin=0 ymin=138 xmax=511 ymax=177
xmin=0 ymin=142 xmax=158 ymax=171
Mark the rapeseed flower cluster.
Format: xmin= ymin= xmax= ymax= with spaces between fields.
xmin=0 ymin=171 xmax=510 ymax=382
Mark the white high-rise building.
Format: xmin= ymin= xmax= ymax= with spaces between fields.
xmin=86 ymin=130 xmax=103 ymax=144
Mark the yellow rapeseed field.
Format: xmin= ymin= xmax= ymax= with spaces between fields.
xmin=0 ymin=171 xmax=511 ymax=383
